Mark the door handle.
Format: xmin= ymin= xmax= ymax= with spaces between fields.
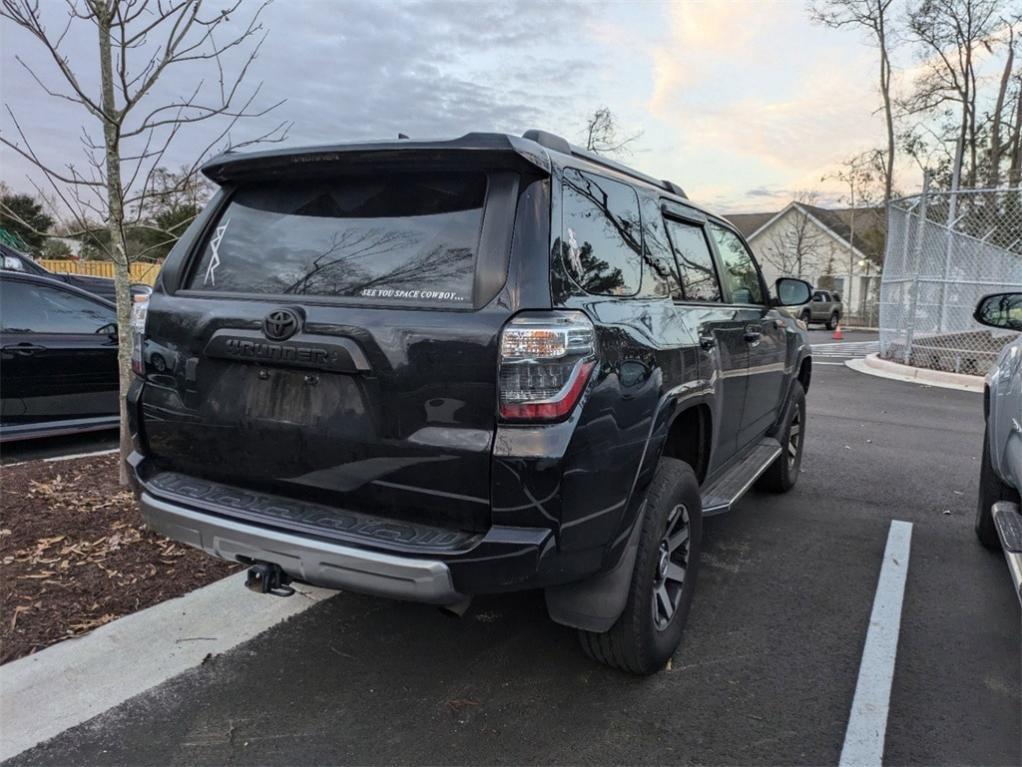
xmin=743 ymin=330 xmax=761 ymax=344
xmin=699 ymin=335 xmax=716 ymax=351
xmin=2 ymin=343 xmax=47 ymax=356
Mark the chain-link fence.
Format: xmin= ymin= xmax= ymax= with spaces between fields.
xmin=879 ymin=188 xmax=1022 ymax=374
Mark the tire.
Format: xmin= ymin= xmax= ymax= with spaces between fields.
xmin=800 ymin=310 xmax=812 ymax=326
xmin=757 ymin=381 xmax=806 ymax=493
xmin=976 ymin=425 xmax=1017 ymax=549
xmin=826 ymin=312 xmax=839 ymax=331
xmin=578 ymin=458 xmax=702 ymax=675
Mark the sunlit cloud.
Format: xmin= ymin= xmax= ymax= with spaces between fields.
xmin=648 ymin=1 xmax=762 ymax=116
xmin=3 ymin=0 xmax=1011 ymax=216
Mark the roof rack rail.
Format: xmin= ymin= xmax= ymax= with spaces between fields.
xmin=521 ymin=129 xmax=687 ymax=199
xmin=521 ymin=129 xmax=571 ymax=154
xmin=661 ymin=180 xmax=688 ymax=199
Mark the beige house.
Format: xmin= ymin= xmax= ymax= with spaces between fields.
xmin=726 ymin=202 xmax=885 ymax=323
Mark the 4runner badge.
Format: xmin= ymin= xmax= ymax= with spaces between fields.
xmin=263 ymin=308 xmax=301 ymax=341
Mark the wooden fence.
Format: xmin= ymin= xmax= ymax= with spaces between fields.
xmin=38 ymin=260 xmax=162 ymax=285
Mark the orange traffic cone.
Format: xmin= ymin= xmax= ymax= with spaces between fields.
xmin=833 ymin=323 xmax=843 ymax=341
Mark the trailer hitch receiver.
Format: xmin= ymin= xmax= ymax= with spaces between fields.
xmin=244 ymin=562 xmax=295 ymax=597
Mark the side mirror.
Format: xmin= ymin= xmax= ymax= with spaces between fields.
xmin=773 ymin=277 xmax=812 ymax=307
xmin=974 ymin=292 xmax=1022 ymax=332
xmin=96 ymin=321 xmax=118 ymax=339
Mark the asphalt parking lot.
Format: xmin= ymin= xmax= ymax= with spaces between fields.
xmin=7 ymin=336 xmax=1020 ymax=766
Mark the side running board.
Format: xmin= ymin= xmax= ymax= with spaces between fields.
xmin=992 ymin=501 xmax=1022 ymax=607
xmin=700 ymin=437 xmax=782 ymax=516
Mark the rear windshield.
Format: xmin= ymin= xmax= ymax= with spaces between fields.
xmin=187 ymin=173 xmax=486 ymax=306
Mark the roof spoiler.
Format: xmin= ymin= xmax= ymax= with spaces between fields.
xmin=201 ymin=132 xmax=553 ymax=184
xmin=202 ymin=130 xmax=688 ymax=201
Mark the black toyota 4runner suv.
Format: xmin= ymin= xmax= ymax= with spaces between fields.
xmin=127 ymin=130 xmax=813 ymax=674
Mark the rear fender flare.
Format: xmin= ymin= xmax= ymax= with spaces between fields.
xmin=638 ymin=383 xmax=717 ymax=499
xmin=544 ymin=380 xmax=714 ymax=632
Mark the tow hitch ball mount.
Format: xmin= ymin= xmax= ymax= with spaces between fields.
xmin=244 ymin=562 xmax=295 ymax=597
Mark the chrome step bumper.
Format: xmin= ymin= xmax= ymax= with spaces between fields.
xmin=139 ymin=492 xmax=465 ymax=605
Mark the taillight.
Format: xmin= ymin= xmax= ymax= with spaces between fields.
xmin=130 ymin=295 xmax=148 ymax=377
xmin=498 ymin=311 xmax=597 ymax=421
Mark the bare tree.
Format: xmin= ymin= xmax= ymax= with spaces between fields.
xmin=825 ymin=151 xmax=886 ymax=311
xmin=1 ymin=0 xmax=288 ymax=480
xmin=582 ymin=107 xmax=643 ymax=156
xmin=987 ymin=18 xmax=1019 ymax=186
xmin=812 ymin=0 xmax=898 ymax=204
xmin=1009 ymin=71 xmax=1022 ymax=185
xmin=760 ymin=192 xmax=828 ymax=279
xmin=904 ymin=0 xmax=1004 ymax=188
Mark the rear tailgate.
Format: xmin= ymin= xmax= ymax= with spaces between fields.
xmin=140 ymin=301 xmax=506 ymax=532
xmin=138 ymin=158 xmax=544 ymax=534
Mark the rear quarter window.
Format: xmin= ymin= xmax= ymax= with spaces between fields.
xmin=561 ymin=169 xmax=642 ymax=296
xmin=637 ymin=196 xmax=683 ymax=299
xmin=663 ymin=218 xmax=722 ymax=302
xmin=186 ymin=173 xmax=486 ymax=306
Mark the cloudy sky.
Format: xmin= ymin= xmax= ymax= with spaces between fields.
xmin=0 ymin=0 xmax=996 ymax=214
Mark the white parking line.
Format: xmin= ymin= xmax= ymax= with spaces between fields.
xmin=840 ymin=519 xmax=913 ymax=767
xmin=43 ymin=447 xmax=118 ymax=462
xmin=3 ymin=448 xmax=118 ymax=468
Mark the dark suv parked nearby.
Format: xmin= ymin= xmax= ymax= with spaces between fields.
xmin=1 ymin=271 xmax=120 ymax=441
xmin=127 ymin=131 xmax=813 ymax=674
xmin=1 ymin=243 xmax=152 ymax=303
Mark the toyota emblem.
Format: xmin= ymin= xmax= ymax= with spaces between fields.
xmin=263 ymin=308 xmax=301 ymax=341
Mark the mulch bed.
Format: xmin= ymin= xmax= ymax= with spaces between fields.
xmin=1 ymin=453 xmax=237 ymax=665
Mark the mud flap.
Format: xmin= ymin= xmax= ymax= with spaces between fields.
xmin=544 ymin=502 xmax=646 ymax=633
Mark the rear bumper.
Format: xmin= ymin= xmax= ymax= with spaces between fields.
xmin=139 ymin=490 xmax=466 ymax=605
xmin=127 ymin=452 xmax=611 ymax=599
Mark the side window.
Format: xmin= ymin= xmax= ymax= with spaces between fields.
xmin=709 ymin=224 xmax=764 ymax=305
xmin=561 ymin=169 xmax=642 ymax=296
xmin=638 ymin=196 xmax=682 ymax=299
xmin=812 ymin=291 xmax=826 ymax=303
xmin=663 ymin=218 xmax=722 ymax=302
xmin=0 ymin=281 xmax=114 ymax=334
xmin=3 ymin=255 xmax=25 ymax=272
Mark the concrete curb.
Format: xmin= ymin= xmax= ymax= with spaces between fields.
xmin=0 ymin=572 xmax=335 ymax=762
xmin=845 ymin=353 xmax=984 ymax=393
